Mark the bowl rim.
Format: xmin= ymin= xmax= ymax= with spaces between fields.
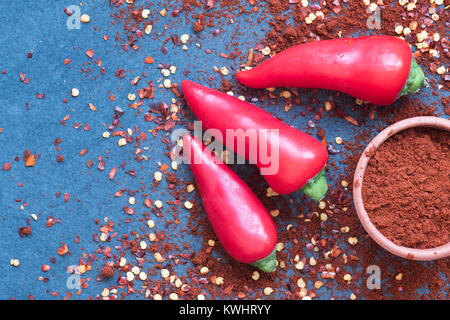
xmin=353 ymin=116 xmax=450 ymax=261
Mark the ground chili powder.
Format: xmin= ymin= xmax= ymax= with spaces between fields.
xmin=362 ymin=127 xmax=450 ymax=249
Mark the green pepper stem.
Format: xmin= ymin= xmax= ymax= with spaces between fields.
xmin=251 ymin=248 xmax=277 ymax=273
xmin=301 ymin=167 xmax=328 ymax=202
xmin=398 ymin=56 xmax=427 ymax=99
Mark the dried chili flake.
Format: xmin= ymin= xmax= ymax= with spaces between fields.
xmin=144 ymin=198 xmax=152 ymax=208
xmin=18 ymin=226 xmax=32 ymax=238
xmin=85 ymin=49 xmax=94 ymax=58
xmin=144 ymin=113 xmax=154 ymax=122
xmin=101 ymin=266 xmax=115 ymax=278
xmin=193 ymin=19 xmax=205 ymax=33
xmin=2 ymin=163 xmax=11 ymax=171
xmin=46 ymin=217 xmax=61 ymax=228
xmin=344 ymin=115 xmax=359 ymax=126
xmin=109 ymin=167 xmax=117 ymax=180
xmin=125 ymin=169 xmax=136 ymax=177
xmin=41 ymin=265 xmax=51 ymax=272
xmin=19 ymin=72 xmax=30 ymax=84
xmin=123 ymin=206 xmax=135 ymax=215
xmin=57 ymin=244 xmax=69 ymax=256
xmin=25 ymin=155 xmax=36 ymax=167
xmin=97 ymin=158 xmax=106 ymax=171
xmin=64 ymin=7 xmax=72 ymax=16
xmin=115 ymin=69 xmax=126 ymax=79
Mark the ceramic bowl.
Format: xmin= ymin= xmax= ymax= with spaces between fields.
xmin=353 ymin=116 xmax=450 ymax=260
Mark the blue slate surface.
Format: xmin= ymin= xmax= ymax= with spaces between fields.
xmin=0 ymin=1 xmax=447 ymax=300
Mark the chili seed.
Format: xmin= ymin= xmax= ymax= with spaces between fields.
xmin=200 ymin=267 xmax=209 ymax=274
xmin=297 ymin=278 xmax=306 ymax=288
xmin=145 ymin=25 xmax=153 ymax=34
xmin=154 ymin=200 xmax=163 ymax=208
xmin=139 ymin=272 xmax=147 ymax=281
xmin=131 ymin=266 xmax=140 ymax=275
xmin=126 ymin=272 xmax=134 ymax=281
xmin=80 ymin=14 xmax=90 ymax=23
xmin=180 ymin=34 xmax=189 ymax=44
xmin=215 ymin=277 xmax=224 ymax=285
xmin=71 ymin=88 xmax=79 ymax=97
xmin=118 ymin=138 xmax=127 ymax=147
xmin=154 ymin=171 xmax=162 ymax=181
xmin=264 ymin=287 xmax=273 ymax=295
xmin=10 ymin=259 xmax=20 ymax=267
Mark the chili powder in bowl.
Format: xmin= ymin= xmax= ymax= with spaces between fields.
xmin=353 ymin=116 xmax=450 ymax=260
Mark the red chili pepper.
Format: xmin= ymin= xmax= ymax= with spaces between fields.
xmin=181 ymin=80 xmax=328 ymax=201
xmin=236 ymin=36 xmax=426 ymax=106
xmin=183 ymin=134 xmax=277 ymax=272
